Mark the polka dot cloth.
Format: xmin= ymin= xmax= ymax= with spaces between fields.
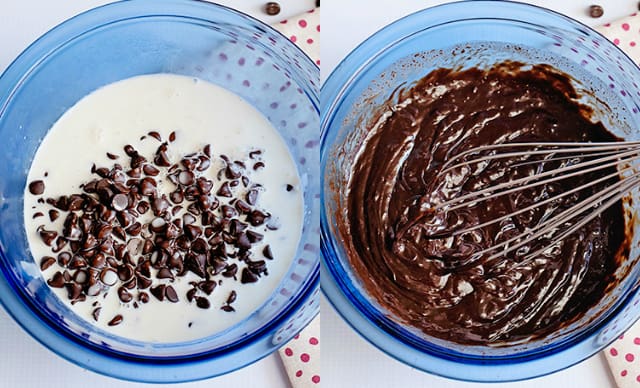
xmin=277 ymin=316 xmax=320 ymax=387
xmin=599 ymin=16 xmax=640 ymax=387
xmin=271 ymin=9 xmax=320 ymax=388
xmin=597 ymin=13 xmax=640 ymax=62
xmin=272 ymin=8 xmax=320 ymax=67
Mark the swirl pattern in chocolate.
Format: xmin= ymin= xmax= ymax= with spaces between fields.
xmin=344 ymin=62 xmax=627 ymax=345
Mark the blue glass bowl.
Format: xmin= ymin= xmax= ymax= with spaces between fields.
xmin=321 ymin=0 xmax=640 ymax=382
xmin=0 ymin=0 xmax=319 ymax=383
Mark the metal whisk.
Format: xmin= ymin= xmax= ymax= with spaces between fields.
xmin=430 ymin=141 xmax=640 ymax=262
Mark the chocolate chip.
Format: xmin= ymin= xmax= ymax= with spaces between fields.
xmin=58 ymin=251 xmax=72 ymax=266
xmin=127 ymin=222 xmax=142 ymax=236
xmin=249 ymin=150 xmax=262 ymax=159
xmin=246 ymin=189 xmax=259 ymax=206
xmin=203 ymin=144 xmax=211 ymax=158
xmin=195 ymin=296 xmax=210 ymax=309
xmin=32 ymin=212 xmax=44 ymax=219
xmin=143 ymin=164 xmax=160 ymax=176
xmin=253 ymin=162 xmax=265 ymax=170
xmin=107 ymin=152 xmax=119 ymax=160
xmin=108 ymin=314 xmax=123 ymax=326
xmin=90 ymin=253 xmax=106 ymax=268
xmin=241 ymin=267 xmax=259 ymax=283
xmin=199 ymin=280 xmax=216 ymax=295
xmin=221 ymin=305 xmax=235 ymax=312
xmin=165 ymin=223 xmax=181 ymax=239
xmin=151 ymin=196 xmax=170 ymax=216
xmin=113 ymin=226 xmax=126 ymax=241
xmin=150 ymin=284 xmax=166 ymax=301
xmin=247 ymin=210 xmax=269 ymax=226
xmin=226 ymin=290 xmax=237 ymax=304
xmin=191 ymin=238 xmax=208 ymax=254
xmin=169 ymin=131 xmax=176 ymax=142
xmin=150 ymin=217 xmax=167 ymax=233
xmin=210 ymin=257 xmax=228 ymax=275
xmin=157 ymin=267 xmax=174 ymax=280
xmin=148 ymin=131 xmax=162 ymax=141
xmin=196 ymin=157 xmax=211 ymax=172
xmin=178 ymin=170 xmax=195 ymax=185
xmin=263 ymin=245 xmax=274 ymax=260
xmin=165 ymin=285 xmax=179 ymax=303
xmin=221 ymin=205 xmax=237 ymax=219
xmin=196 ymin=177 xmax=213 ymax=194
xmin=47 ymin=271 xmax=65 ymax=288
xmin=48 ymin=209 xmax=60 ymax=222
xmin=69 ymin=256 xmax=88 ymax=269
xmin=222 ymin=263 xmax=238 ymax=278
xmin=184 ymin=224 xmax=202 ymax=240
xmin=92 ymin=307 xmax=101 ymax=321
xmin=170 ymin=189 xmax=184 ymax=204
xmin=248 ymin=260 xmax=267 ymax=275
xmin=40 ymin=256 xmax=56 ymax=271
xmin=38 ymin=227 xmax=58 ymax=246
xmin=100 ymin=268 xmax=118 ymax=286
xmin=265 ymin=1 xmax=280 ymax=15
xmin=117 ymin=210 xmax=134 ymax=228
xmin=118 ymin=286 xmax=133 ymax=303
xmin=111 ymin=193 xmax=129 ymax=211
xmin=216 ymin=182 xmax=232 ymax=197
xmin=286 ymin=184 xmax=294 ymax=192
xmin=138 ymin=291 xmax=150 ymax=303
xmin=589 ymin=4 xmax=604 ymax=18
xmin=246 ymin=230 xmax=263 ymax=243
xmin=185 ymin=252 xmax=207 ymax=278
xmin=139 ymin=177 xmax=157 ymax=197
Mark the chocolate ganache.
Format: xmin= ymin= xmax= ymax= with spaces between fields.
xmin=344 ymin=62 xmax=629 ymax=345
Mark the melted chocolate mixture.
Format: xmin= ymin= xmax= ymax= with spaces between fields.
xmin=344 ymin=62 xmax=627 ymax=345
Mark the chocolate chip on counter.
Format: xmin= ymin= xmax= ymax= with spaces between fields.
xmin=253 ymin=162 xmax=265 ymax=170
xmin=589 ymin=4 xmax=604 ymax=18
xmin=106 ymin=152 xmax=119 ymax=160
xmin=235 ymin=200 xmax=251 ymax=214
xmin=169 ymin=131 xmax=177 ymax=142
xmin=246 ymin=189 xmax=259 ymax=206
xmin=40 ymin=256 xmax=56 ymax=271
xmin=221 ymin=305 xmax=235 ymax=312
xmin=203 ymin=144 xmax=211 ymax=158
xmin=151 ymin=196 xmax=170 ymax=216
xmin=165 ymin=285 xmax=179 ymax=303
xmin=154 ymin=149 xmax=171 ymax=167
xmin=286 ymin=184 xmax=294 ymax=192
xmin=222 ymin=263 xmax=238 ymax=278
xmin=216 ymin=182 xmax=232 ymax=197
xmin=246 ymin=230 xmax=263 ymax=243
xmin=32 ymin=212 xmax=44 ymax=219
xmin=108 ymin=314 xmax=123 ymax=326
xmin=138 ymin=291 xmax=150 ymax=303
xmin=265 ymin=1 xmax=281 ymax=15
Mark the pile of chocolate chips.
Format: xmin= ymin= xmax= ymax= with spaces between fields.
xmin=30 ymin=131 xmax=278 ymax=326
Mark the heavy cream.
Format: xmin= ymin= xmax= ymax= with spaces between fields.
xmin=24 ymin=74 xmax=303 ymax=342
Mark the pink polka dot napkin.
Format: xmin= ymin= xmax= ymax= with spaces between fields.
xmin=273 ymin=8 xmax=320 ymax=67
xmin=270 ymin=8 xmax=320 ymax=388
xmin=597 ymin=13 xmax=640 ymax=60
xmin=597 ymin=14 xmax=640 ymax=388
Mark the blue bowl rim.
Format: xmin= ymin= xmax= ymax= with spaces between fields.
xmin=0 ymin=0 xmax=319 ymax=383
xmin=320 ymin=0 xmax=640 ymax=382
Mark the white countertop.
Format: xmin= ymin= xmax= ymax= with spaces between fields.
xmin=321 ymin=1 xmax=634 ymax=387
xmin=0 ymin=1 xmax=314 ymax=387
